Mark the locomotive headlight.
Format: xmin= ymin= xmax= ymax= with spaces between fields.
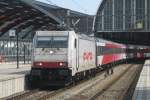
xmin=59 ymin=62 xmax=67 ymax=67
xmin=59 ymin=62 xmax=63 ymax=66
xmin=49 ymin=50 xmax=53 ymax=54
xmin=37 ymin=62 xmax=42 ymax=66
xmin=39 ymin=63 xmax=42 ymax=66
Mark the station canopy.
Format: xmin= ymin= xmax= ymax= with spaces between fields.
xmin=0 ymin=0 xmax=63 ymax=40
xmin=0 ymin=0 xmax=94 ymax=40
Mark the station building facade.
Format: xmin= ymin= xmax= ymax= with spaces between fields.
xmin=94 ymin=0 xmax=150 ymax=45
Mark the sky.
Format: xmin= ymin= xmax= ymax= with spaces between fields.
xmin=36 ymin=0 xmax=102 ymax=15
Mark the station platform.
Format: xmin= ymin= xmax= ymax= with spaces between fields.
xmin=132 ymin=60 xmax=150 ymax=100
xmin=0 ymin=63 xmax=31 ymax=98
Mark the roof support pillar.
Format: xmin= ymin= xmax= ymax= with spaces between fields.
xmin=112 ymin=0 xmax=115 ymax=30
xmin=123 ymin=0 xmax=125 ymax=30
xmin=133 ymin=0 xmax=136 ymax=28
xmin=102 ymin=10 xmax=104 ymax=30
xmin=145 ymin=0 xmax=148 ymax=30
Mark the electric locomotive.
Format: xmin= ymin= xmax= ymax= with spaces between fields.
xmin=30 ymin=31 xmax=150 ymax=86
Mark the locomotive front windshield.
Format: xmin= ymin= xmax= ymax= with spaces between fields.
xmin=36 ymin=36 xmax=68 ymax=48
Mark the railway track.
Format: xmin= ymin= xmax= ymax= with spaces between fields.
xmin=4 ymin=73 xmax=101 ymax=100
xmin=48 ymin=64 xmax=133 ymax=100
xmin=4 ymin=87 xmax=70 ymax=100
xmin=4 ymin=89 xmax=42 ymax=100
xmin=3 ymin=64 xmax=139 ymax=100
xmin=90 ymin=64 xmax=143 ymax=100
xmin=3 ymin=65 xmax=108 ymax=100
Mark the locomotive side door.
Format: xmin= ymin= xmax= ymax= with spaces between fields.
xmin=72 ymin=37 xmax=78 ymax=76
xmin=68 ymin=32 xmax=78 ymax=76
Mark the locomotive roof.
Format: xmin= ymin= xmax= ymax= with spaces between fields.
xmin=95 ymin=37 xmax=124 ymax=46
xmin=96 ymin=37 xmax=150 ymax=49
xmin=77 ymin=34 xmax=95 ymax=41
xmin=36 ymin=31 xmax=69 ymax=36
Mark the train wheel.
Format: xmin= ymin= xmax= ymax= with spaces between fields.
xmin=71 ymin=77 xmax=76 ymax=86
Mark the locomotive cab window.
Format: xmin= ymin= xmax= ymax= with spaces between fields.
xmin=36 ymin=37 xmax=52 ymax=48
xmin=36 ymin=36 xmax=68 ymax=48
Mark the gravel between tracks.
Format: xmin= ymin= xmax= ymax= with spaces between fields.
xmin=93 ymin=64 xmax=142 ymax=100
xmin=48 ymin=64 xmax=132 ymax=100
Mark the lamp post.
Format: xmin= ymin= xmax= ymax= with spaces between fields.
xmin=16 ymin=32 xmax=19 ymax=69
xmin=23 ymin=44 xmax=25 ymax=64
xmin=9 ymin=30 xmax=19 ymax=69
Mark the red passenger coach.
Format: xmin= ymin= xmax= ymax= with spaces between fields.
xmin=96 ymin=39 xmax=126 ymax=67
